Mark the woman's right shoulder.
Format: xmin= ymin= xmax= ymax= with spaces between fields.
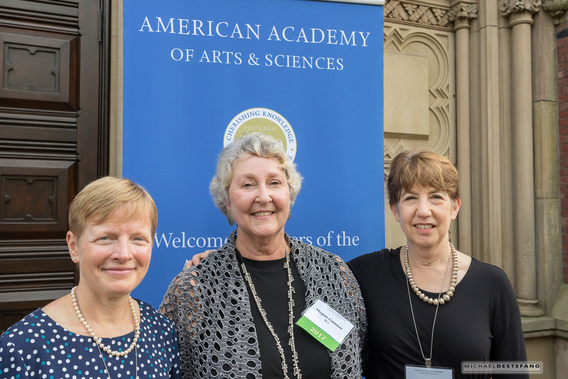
xmin=163 ymin=250 xmax=223 ymax=298
xmin=1 ymin=308 xmax=45 ymax=342
xmin=165 ymin=265 xmax=199 ymax=291
xmin=349 ymin=247 xmax=399 ymax=265
xmin=348 ymin=247 xmax=401 ymax=275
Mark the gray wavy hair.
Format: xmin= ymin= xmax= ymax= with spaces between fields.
xmin=210 ymin=133 xmax=303 ymax=225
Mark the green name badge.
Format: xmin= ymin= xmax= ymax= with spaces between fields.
xmin=296 ymin=299 xmax=354 ymax=352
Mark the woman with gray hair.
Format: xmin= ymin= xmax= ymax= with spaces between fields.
xmin=160 ymin=133 xmax=366 ymax=379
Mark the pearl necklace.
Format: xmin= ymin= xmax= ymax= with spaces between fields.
xmin=70 ymin=286 xmax=140 ymax=357
xmin=404 ymin=242 xmax=458 ymax=305
xmin=240 ymin=252 xmax=302 ymax=379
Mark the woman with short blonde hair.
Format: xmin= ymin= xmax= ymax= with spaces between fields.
xmin=1 ymin=177 xmax=180 ymax=379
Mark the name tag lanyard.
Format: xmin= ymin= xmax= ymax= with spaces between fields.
xmin=405 ymin=252 xmax=453 ymax=368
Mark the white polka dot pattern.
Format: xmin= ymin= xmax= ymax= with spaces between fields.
xmin=0 ymin=300 xmax=181 ymax=379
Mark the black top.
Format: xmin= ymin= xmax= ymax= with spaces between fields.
xmin=348 ymin=247 xmax=528 ymax=379
xmin=240 ymin=254 xmax=332 ymax=378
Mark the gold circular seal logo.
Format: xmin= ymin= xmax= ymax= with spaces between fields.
xmin=224 ymin=108 xmax=297 ymax=161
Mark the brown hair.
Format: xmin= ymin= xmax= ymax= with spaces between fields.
xmin=387 ymin=149 xmax=459 ymax=205
xmin=68 ymin=176 xmax=157 ymax=239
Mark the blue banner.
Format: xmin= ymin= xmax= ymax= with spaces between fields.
xmin=123 ymin=0 xmax=384 ymax=308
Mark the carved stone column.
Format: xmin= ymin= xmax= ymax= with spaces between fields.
xmin=542 ymin=0 xmax=568 ymax=21
xmin=501 ymin=0 xmax=544 ymax=317
xmin=449 ymin=3 xmax=478 ymax=257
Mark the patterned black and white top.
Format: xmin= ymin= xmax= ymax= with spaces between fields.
xmin=161 ymin=231 xmax=367 ymax=379
xmin=0 ymin=300 xmax=181 ymax=379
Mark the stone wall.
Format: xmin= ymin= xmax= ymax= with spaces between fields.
xmin=557 ymin=19 xmax=568 ymax=284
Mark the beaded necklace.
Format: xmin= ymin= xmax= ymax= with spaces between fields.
xmin=240 ymin=252 xmax=302 ymax=379
xmin=404 ymin=242 xmax=458 ymax=305
xmin=405 ymin=243 xmax=453 ymax=367
xmin=70 ymin=286 xmax=139 ymax=378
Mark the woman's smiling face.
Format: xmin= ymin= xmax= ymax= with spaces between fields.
xmin=68 ymin=206 xmax=153 ymax=298
xmin=391 ymin=185 xmax=460 ymax=250
xmin=227 ymin=155 xmax=291 ymax=243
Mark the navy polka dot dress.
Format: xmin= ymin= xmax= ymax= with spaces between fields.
xmin=0 ymin=300 xmax=181 ymax=378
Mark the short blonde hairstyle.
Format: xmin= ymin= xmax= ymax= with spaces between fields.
xmin=387 ymin=149 xmax=460 ymax=205
xmin=68 ymin=176 xmax=157 ymax=239
xmin=210 ymin=133 xmax=303 ymax=225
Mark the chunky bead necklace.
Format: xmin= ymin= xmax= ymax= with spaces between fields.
xmin=240 ymin=252 xmax=302 ymax=379
xmin=70 ymin=286 xmax=140 ymax=357
xmin=404 ymin=242 xmax=458 ymax=305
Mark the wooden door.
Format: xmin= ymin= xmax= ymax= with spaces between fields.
xmin=0 ymin=0 xmax=110 ymax=332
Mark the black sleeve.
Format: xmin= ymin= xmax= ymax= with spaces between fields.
xmin=488 ymin=269 xmax=529 ymax=378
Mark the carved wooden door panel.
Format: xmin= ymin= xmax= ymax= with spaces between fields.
xmin=0 ymin=0 xmax=109 ymax=332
